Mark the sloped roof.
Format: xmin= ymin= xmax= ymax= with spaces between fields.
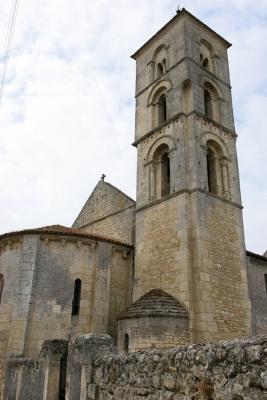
xmin=246 ymin=250 xmax=267 ymax=263
xmin=131 ymin=8 xmax=231 ymax=60
xmin=72 ymin=180 xmax=135 ymax=229
xmin=0 ymin=224 xmax=132 ymax=247
xmin=118 ymin=289 xmax=189 ymax=320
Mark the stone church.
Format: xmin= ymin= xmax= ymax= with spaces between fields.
xmin=0 ymin=8 xmax=266 ymax=399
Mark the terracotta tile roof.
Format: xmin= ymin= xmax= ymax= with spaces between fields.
xmin=0 ymin=224 xmax=132 ymax=248
xmin=118 ymin=289 xmax=189 ymax=320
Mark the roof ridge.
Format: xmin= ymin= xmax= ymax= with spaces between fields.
xmin=0 ymin=225 xmax=132 ymax=248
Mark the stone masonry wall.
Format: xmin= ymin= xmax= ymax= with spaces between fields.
xmin=91 ymin=335 xmax=267 ymax=400
xmin=73 ymin=181 xmax=135 ymax=245
xmin=80 ymin=207 xmax=135 ymax=246
xmin=247 ymin=254 xmax=267 ymax=335
xmin=117 ymin=316 xmax=189 ymax=353
xmin=5 ymin=334 xmax=267 ymax=400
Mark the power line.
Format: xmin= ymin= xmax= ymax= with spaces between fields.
xmin=0 ymin=0 xmax=20 ymax=107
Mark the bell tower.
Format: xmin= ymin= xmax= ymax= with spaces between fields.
xmin=132 ymin=9 xmax=251 ymax=341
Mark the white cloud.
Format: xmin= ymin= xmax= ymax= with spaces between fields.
xmin=0 ymin=0 xmax=266 ymax=254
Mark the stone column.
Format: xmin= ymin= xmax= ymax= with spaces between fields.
xmin=7 ymin=235 xmax=40 ymax=356
xmin=65 ymin=334 xmax=117 ymax=400
xmin=150 ymin=163 xmax=156 ymax=200
xmin=169 ymin=151 xmax=175 ymax=193
xmin=221 ymin=158 xmax=230 ymax=200
xmin=147 ymin=61 xmax=154 ymax=83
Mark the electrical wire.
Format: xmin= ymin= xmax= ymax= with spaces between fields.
xmin=0 ymin=0 xmax=20 ymax=107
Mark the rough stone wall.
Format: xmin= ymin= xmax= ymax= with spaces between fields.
xmin=6 ymin=334 xmax=267 ymax=400
xmin=73 ymin=180 xmax=135 ymax=245
xmin=247 ymin=254 xmax=267 ymax=335
xmin=91 ymin=335 xmax=267 ymax=400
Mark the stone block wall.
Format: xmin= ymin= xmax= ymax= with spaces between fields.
xmin=0 ymin=232 xmax=132 ymax=399
xmin=73 ymin=180 xmax=135 ymax=245
xmin=4 ymin=334 xmax=267 ymax=400
xmin=117 ymin=316 xmax=189 ymax=353
xmin=247 ymin=253 xmax=267 ymax=335
xmin=4 ymin=339 xmax=68 ymax=400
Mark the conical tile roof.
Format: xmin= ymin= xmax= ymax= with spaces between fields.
xmin=118 ymin=289 xmax=189 ymax=320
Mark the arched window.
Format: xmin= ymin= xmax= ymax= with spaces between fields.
xmin=150 ymin=143 xmax=171 ymax=200
xmin=182 ymin=79 xmax=192 ymax=113
xmin=204 ymin=89 xmax=212 ymax=119
xmin=203 ymin=82 xmax=221 ymax=122
xmin=151 ymin=44 xmax=168 ymax=81
xmin=199 ymin=40 xmax=213 ymax=73
xmin=123 ymin=333 xmax=129 ymax=354
xmin=0 ymin=275 xmax=4 ymax=303
xmin=157 ymin=62 xmax=164 ymax=78
xmin=206 ymin=140 xmax=227 ymax=196
xmin=158 ymin=94 xmax=167 ymax=124
xmin=202 ymin=57 xmax=209 ymax=69
xmin=71 ymin=279 xmax=81 ymax=317
xmin=207 ymin=147 xmax=217 ymax=193
xmin=161 ymin=152 xmax=170 ymax=197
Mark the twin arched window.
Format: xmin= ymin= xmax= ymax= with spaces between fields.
xmin=203 ymin=82 xmax=220 ymax=122
xmin=199 ymin=39 xmax=216 ymax=74
xmin=150 ymin=144 xmax=171 ymax=200
xmin=206 ymin=140 xmax=229 ymax=198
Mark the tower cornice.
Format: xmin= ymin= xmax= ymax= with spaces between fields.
xmin=131 ymin=8 xmax=231 ymax=60
xmin=132 ymin=112 xmax=237 ymax=147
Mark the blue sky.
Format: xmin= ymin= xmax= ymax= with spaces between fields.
xmin=0 ymin=0 xmax=266 ymax=254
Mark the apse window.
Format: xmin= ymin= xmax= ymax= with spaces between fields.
xmin=71 ymin=279 xmax=81 ymax=317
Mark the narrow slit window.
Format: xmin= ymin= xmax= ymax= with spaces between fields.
xmin=0 ymin=275 xmax=4 ymax=303
xmin=161 ymin=152 xmax=170 ymax=197
xmin=207 ymin=147 xmax=217 ymax=194
xmin=264 ymin=274 xmax=267 ymax=295
xmin=202 ymin=57 xmax=209 ymax=68
xmin=124 ymin=333 xmax=129 ymax=354
xmin=157 ymin=62 xmax=164 ymax=78
xmin=158 ymin=94 xmax=167 ymax=124
xmin=71 ymin=279 xmax=81 ymax=316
